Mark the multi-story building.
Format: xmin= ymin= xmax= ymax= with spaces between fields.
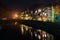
xmin=18 ymin=4 xmax=60 ymax=40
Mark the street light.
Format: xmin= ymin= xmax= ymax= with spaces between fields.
xmin=12 ymin=12 xmax=18 ymax=19
xmin=12 ymin=13 xmax=18 ymax=19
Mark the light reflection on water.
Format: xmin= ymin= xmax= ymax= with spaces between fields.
xmin=20 ymin=24 xmax=54 ymax=40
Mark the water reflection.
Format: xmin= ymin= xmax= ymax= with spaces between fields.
xmin=20 ymin=24 xmax=54 ymax=40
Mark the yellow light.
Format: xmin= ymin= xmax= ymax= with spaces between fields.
xmin=13 ymin=14 xmax=18 ymax=19
xmin=11 ymin=11 xmax=19 ymax=19
xmin=24 ymin=17 xmax=29 ymax=20
xmin=15 ymin=14 xmax=18 ymax=17
xmin=42 ymin=17 xmax=47 ymax=22
xmin=37 ymin=17 xmax=42 ymax=21
xmin=23 ymin=25 xmax=28 ymax=31
xmin=24 ymin=16 xmax=32 ymax=20
xmin=20 ymin=24 xmax=24 ymax=34
xmin=37 ymin=29 xmax=41 ymax=33
xmin=28 ymin=27 xmax=32 ymax=29
xmin=25 ymin=27 xmax=28 ymax=31
xmin=20 ymin=17 xmax=24 ymax=19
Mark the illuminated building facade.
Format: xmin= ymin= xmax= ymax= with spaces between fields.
xmin=18 ymin=4 xmax=60 ymax=40
xmin=19 ymin=4 xmax=60 ymax=22
xmin=19 ymin=6 xmax=54 ymax=22
xmin=18 ymin=5 xmax=55 ymax=40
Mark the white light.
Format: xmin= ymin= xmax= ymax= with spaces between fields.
xmin=43 ymin=12 xmax=47 ymax=16
xmin=25 ymin=14 xmax=28 ymax=17
xmin=42 ymin=34 xmax=47 ymax=37
xmin=38 ymin=9 xmax=41 ymax=12
xmin=44 ymin=13 xmax=47 ymax=16
xmin=35 ymin=10 xmax=37 ymax=13
xmin=35 ymin=33 xmax=37 ymax=37
xmin=43 ymin=12 xmax=45 ymax=14
xmin=38 ymin=35 xmax=41 ymax=39
xmin=45 ymin=34 xmax=47 ymax=37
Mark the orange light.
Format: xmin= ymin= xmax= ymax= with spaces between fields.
xmin=13 ymin=14 xmax=18 ymax=19
xmin=54 ymin=5 xmax=59 ymax=14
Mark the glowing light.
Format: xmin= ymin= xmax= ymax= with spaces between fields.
xmin=37 ymin=17 xmax=42 ymax=21
xmin=24 ymin=25 xmax=28 ymax=31
xmin=24 ymin=16 xmax=32 ymax=20
xmin=43 ymin=12 xmax=45 ymax=14
xmin=44 ymin=13 xmax=47 ymax=16
xmin=13 ymin=14 xmax=18 ymax=19
xmin=35 ymin=33 xmax=37 ymax=37
xmin=37 ymin=29 xmax=41 ymax=33
xmin=2 ymin=18 xmax=7 ymax=20
xmin=38 ymin=9 xmax=41 ymax=12
xmin=54 ymin=5 xmax=59 ymax=14
xmin=42 ymin=17 xmax=47 ymax=22
xmin=43 ymin=12 xmax=47 ymax=16
xmin=35 ymin=10 xmax=37 ymax=13
xmin=14 ymin=14 xmax=18 ymax=17
xmin=24 ymin=17 xmax=29 ymax=20
xmin=15 ymin=22 xmax=18 ymax=25
xmin=20 ymin=24 xmax=24 ymax=34
xmin=25 ymin=14 xmax=28 ymax=17
xmin=52 ymin=6 xmax=54 ymax=22
xmin=42 ymin=31 xmax=47 ymax=37
xmin=38 ymin=35 xmax=41 ymax=39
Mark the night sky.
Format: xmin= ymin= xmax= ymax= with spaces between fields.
xmin=0 ymin=0 xmax=54 ymax=9
xmin=0 ymin=0 xmax=57 ymax=18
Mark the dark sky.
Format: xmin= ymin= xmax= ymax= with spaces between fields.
xmin=0 ymin=0 xmax=54 ymax=10
xmin=0 ymin=0 xmax=56 ymax=18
